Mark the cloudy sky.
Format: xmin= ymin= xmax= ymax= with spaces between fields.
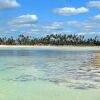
xmin=0 ymin=0 xmax=100 ymax=37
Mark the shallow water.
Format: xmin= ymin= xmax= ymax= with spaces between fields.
xmin=0 ymin=47 xmax=100 ymax=100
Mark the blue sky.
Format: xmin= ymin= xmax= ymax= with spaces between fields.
xmin=0 ymin=0 xmax=100 ymax=37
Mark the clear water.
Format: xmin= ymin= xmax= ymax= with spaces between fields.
xmin=0 ymin=47 xmax=100 ymax=100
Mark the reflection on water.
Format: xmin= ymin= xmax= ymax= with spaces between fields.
xmin=90 ymin=53 xmax=100 ymax=67
xmin=0 ymin=48 xmax=100 ymax=90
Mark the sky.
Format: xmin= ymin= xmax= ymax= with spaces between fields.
xmin=0 ymin=0 xmax=100 ymax=38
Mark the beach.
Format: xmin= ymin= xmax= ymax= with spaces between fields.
xmin=0 ymin=45 xmax=100 ymax=50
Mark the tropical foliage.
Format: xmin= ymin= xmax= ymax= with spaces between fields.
xmin=0 ymin=34 xmax=100 ymax=46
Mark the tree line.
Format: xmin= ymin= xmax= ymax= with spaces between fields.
xmin=0 ymin=34 xmax=100 ymax=46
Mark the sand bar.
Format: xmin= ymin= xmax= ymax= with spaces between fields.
xmin=0 ymin=45 xmax=100 ymax=50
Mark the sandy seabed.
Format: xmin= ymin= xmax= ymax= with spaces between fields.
xmin=0 ymin=45 xmax=100 ymax=100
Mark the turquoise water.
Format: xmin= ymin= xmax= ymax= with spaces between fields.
xmin=0 ymin=47 xmax=100 ymax=100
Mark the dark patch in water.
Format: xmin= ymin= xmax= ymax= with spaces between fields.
xmin=15 ymin=75 xmax=36 ymax=82
xmin=0 ymin=67 xmax=15 ymax=71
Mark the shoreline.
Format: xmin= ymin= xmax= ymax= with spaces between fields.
xmin=0 ymin=45 xmax=99 ymax=47
xmin=0 ymin=45 xmax=100 ymax=50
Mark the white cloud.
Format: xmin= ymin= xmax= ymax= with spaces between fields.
xmin=42 ymin=22 xmax=64 ymax=30
xmin=87 ymin=1 xmax=100 ymax=8
xmin=39 ymin=19 xmax=100 ymax=33
xmin=0 ymin=14 xmax=100 ymax=36
xmin=78 ymin=32 xmax=100 ymax=36
xmin=65 ymin=21 xmax=80 ymax=27
xmin=0 ymin=14 xmax=39 ymax=34
xmin=54 ymin=7 xmax=89 ymax=16
xmin=9 ymin=14 xmax=38 ymax=25
xmin=93 ymin=15 xmax=100 ymax=20
xmin=0 ymin=0 xmax=20 ymax=9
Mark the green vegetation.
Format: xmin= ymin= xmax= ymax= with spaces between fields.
xmin=0 ymin=34 xmax=100 ymax=46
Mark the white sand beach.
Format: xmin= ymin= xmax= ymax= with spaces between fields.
xmin=0 ymin=45 xmax=100 ymax=50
